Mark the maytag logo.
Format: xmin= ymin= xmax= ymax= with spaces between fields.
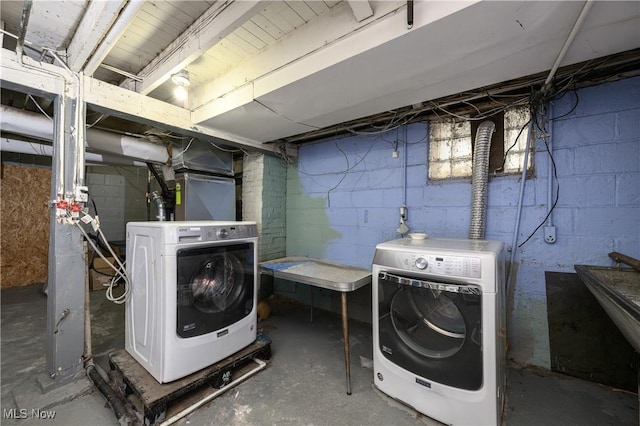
xmin=415 ymin=377 xmax=431 ymax=388
xmin=217 ymin=329 xmax=229 ymax=338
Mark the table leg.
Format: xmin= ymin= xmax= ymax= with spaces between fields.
xmin=309 ymin=286 xmax=314 ymax=322
xmin=341 ymin=292 xmax=352 ymax=395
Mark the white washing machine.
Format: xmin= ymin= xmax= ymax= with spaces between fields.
xmin=372 ymin=238 xmax=506 ymax=426
xmin=125 ymin=221 xmax=258 ymax=383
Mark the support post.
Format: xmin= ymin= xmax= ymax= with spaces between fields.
xmin=45 ymin=92 xmax=86 ymax=384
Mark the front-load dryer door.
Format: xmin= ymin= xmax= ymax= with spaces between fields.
xmin=377 ymin=271 xmax=482 ymax=390
xmin=176 ymin=243 xmax=254 ymax=338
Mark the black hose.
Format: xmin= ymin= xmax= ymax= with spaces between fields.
xmin=86 ymin=365 xmax=131 ymax=423
xmin=146 ymin=163 xmax=172 ymax=202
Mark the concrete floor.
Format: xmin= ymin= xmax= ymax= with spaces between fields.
xmin=1 ymin=284 xmax=637 ymax=425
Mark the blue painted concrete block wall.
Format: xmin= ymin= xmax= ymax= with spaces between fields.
xmin=285 ymin=76 xmax=640 ymax=369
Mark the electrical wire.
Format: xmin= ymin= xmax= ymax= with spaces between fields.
xmin=27 ymin=94 xmax=52 ymax=120
xmin=173 ymin=137 xmax=194 ymax=157
xmin=517 ymin=102 xmax=561 ymax=247
xmin=327 ymin=140 xmax=350 ymax=208
xmin=498 ymin=117 xmax=532 ymax=173
xmin=76 ymin=218 xmax=131 ymax=304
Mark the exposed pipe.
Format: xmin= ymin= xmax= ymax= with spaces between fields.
xmin=150 ymin=191 xmax=166 ymax=221
xmin=545 ymin=102 xmax=554 ymax=227
xmin=1 ymin=137 xmax=147 ymax=166
xmin=543 ymin=0 xmax=594 ymax=92
xmin=1 ymin=105 xmax=169 ymax=164
xmin=469 ymin=121 xmax=496 ymax=240
xmin=16 ymin=0 xmax=33 ymax=63
xmin=507 ymin=120 xmax=534 ymax=291
xmin=53 ymin=94 xmax=67 ymax=197
xmin=159 ymin=358 xmax=267 ymax=426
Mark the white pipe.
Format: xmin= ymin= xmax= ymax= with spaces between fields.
xmin=1 ymin=105 xmax=169 ymax=164
xmin=543 ymin=0 xmax=594 ymax=90
xmin=54 ymin=94 xmax=66 ymax=196
xmin=546 ymin=102 xmax=554 ymax=226
xmin=1 ymin=105 xmax=53 ymax=140
xmin=159 ymin=358 xmax=267 ymax=426
xmin=507 ymin=119 xmax=534 ymax=291
xmin=1 ymin=137 xmax=147 ymax=166
xmin=83 ymin=0 xmax=145 ymax=76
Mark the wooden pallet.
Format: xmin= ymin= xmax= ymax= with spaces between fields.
xmin=108 ymin=334 xmax=272 ymax=425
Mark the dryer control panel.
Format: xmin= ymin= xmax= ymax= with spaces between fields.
xmin=399 ymin=253 xmax=481 ymax=278
xmin=176 ymin=223 xmax=257 ymax=242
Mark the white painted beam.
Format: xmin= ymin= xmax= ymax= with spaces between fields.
xmin=1 ymin=48 xmax=286 ymax=155
xmin=84 ymin=76 xmax=279 ymax=154
xmin=67 ymin=0 xmax=128 ymax=72
xmin=190 ymin=0 xmax=407 ymax=122
xmin=121 ymin=0 xmax=265 ymax=95
xmin=347 ymin=0 xmax=373 ymax=22
xmin=0 ymin=48 xmax=66 ymax=96
xmin=83 ymin=0 xmax=145 ymax=76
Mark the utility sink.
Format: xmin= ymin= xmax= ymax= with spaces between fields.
xmin=575 ymin=265 xmax=640 ymax=353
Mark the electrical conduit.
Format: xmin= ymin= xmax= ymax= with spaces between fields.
xmin=507 ymin=119 xmax=534 ymax=291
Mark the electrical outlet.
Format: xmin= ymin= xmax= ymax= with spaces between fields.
xmin=544 ymin=226 xmax=556 ymax=244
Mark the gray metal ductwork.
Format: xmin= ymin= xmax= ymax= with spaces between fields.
xmin=469 ymin=121 xmax=496 ymax=240
xmin=1 ymin=105 xmax=169 ymax=164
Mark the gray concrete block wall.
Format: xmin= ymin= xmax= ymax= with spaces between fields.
xmin=86 ymin=166 xmax=148 ymax=241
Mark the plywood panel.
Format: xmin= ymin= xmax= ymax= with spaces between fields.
xmin=1 ymin=164 xmax=51 ymax=288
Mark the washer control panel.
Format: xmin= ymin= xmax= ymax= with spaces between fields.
xmin=176 ymin=223 xmax=257 ymax=242
xmin=401 ymin=253 xmax=481 ymax=278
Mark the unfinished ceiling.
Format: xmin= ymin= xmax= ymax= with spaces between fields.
xmin=1 ymin=0 xmax=640 ymax=152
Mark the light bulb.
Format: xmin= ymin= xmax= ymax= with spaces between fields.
xmin=174 ymin=85 xmax=188 ymax=101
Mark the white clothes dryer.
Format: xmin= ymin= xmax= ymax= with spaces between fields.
xmin=125 ymin=221 xmax=258 ymax=383
xmin=372 ymin=238 xmax=506 ymax=426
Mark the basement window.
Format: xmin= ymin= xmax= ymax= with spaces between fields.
xmin=428 ymin=105 xmax=532 ymax=180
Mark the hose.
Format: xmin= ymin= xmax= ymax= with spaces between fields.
xmin=86 ymin=365 xmax=131 ymax=423
xmin=83 ymin=245 xmax=132 ymax=424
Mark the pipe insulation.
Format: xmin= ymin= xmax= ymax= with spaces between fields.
xmin=1 ymin=137 xmax=147 ymax=166
xmin=1 ymin=105 xmax=169 ymax=164
xmin=469 ymin=121 xmax=496 ymax=240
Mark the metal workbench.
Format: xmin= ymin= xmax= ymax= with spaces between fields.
xmin=259 ymin=257 xmax=372 ymax=395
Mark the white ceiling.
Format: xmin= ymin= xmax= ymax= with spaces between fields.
xmin=1 ymin=0 xmax=639 ymax=150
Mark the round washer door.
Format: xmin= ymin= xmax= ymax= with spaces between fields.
xmin=390 ymin=287 xmax=467 ymax=359
xmin=190 ymin=254 xmax=246 ymax=313
xmin=177 ymin=243 xmax=255 ymax=338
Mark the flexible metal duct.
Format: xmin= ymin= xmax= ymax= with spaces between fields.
xmin=469 ymin=121 xmax=496 ymax=240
